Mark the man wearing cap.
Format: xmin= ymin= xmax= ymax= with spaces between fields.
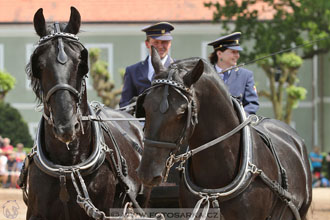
xmin=119 ymin=22 xmax=175 ymax=108
xmin=208 ymin=32 xmax=259 ymax=114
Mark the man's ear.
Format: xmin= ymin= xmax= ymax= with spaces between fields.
xmin=145 ymin=40 xmax=150 ymax=49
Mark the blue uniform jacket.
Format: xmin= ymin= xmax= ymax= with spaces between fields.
xmin=119 ymin=56 xmax=173 ymax=107
xmin=224 ymin=67 xmax=259 ymax=114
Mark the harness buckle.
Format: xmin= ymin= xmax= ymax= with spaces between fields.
xmin=101 ymin=141 xmax=112 ymax=154
xmin=248 ymin=162 xmax=261 ymax=174
xmin=29 ymin=145 xmax=37 ymax=157
xmin=249 ymin=114 xmax=259 ymax=125
xmin=163 ymin=153 xmax=176 ymax=182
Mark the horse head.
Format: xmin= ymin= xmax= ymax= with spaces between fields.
xmin=28 ymin=7 xmax=89 ymax=144
xmin=137 ymin=47 xmax=205 ymax=186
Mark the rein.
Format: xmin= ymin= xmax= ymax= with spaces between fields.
xmin=166 ymin=110 xmax=258 ymax=170
xmin=19 ymin=103 xmax=154 ymax=220
xmin=177 ymin=98 xmax=300 ymax=220
xmin=219 ymin=36 xmax=330 ymax=75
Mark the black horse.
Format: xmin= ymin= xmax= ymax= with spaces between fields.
xmin=21 ymin=7 xmax=145 ymax=220
xmin=137 ymin=47 xmax=312 ymax=219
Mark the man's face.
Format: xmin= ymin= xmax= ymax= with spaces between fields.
xmin=145 ymin=38 xmax=172 ymax=59
xmin=217 ymin=48 xmax=240 ymax=67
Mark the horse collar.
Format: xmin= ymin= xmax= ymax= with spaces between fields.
xmin=182 ymin=97 xmax=256 ymax=200
xmin=33 ymin=103 xmax=108 ymax=179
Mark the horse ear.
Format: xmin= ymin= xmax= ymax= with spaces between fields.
xmin=64 ymin=7 xmax=81 ymax=34
xmin=183 ymin=59 xmax=204 ymax=87
xmin=151 ymin=46 xmax=167 ymax=74
xmin=33 ymin=8 xmax=47 ymax=37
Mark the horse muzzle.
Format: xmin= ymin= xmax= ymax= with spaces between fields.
xmin=136 ymin=166 xmax=163 ymax=187
xmin=53 ymin=119 xmax=80 ymax=143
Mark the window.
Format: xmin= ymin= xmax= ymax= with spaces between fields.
xmin=201 ymin=41 xmax=211 ymax=60
xmin=0 ymin=44 xmax=4 ymax=70
xmin=140 ymin=42 xmax=148 ymax=61
xmin=85 ymin=43 xmax=114 ymax=89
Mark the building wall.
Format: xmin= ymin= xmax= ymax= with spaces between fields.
xmin=0 ymin=23 xmax=329 ymax=153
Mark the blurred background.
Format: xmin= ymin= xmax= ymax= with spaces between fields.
xmin=0 ymin=0 xmax=329 ymax=158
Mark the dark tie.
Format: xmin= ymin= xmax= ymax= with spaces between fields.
xmin=222 ymin=71 xmax=229 ymax=83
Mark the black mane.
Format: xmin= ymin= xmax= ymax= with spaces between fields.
xmin=26 ymin=49 xmax=42 ymax=103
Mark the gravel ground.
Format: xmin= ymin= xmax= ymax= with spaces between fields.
xmin=0 ymin=188 xmax=329 ymax=219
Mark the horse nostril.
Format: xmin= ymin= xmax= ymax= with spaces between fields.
xmin=74 ymin=121 xmax=80 ymax=131
xmin=151 ymin=176 xmax=163 ymax=186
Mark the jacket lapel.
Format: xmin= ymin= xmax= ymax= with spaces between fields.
xmin=226 ymin=68 xmax=239 ymax=85
xmin=139 ymin=56 xmax=149 ymax=80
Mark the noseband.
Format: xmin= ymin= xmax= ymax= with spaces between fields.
xmin=143 ymin=69 xmax=198 ymax=151
xmin=35 ymin=22 xmax=87 ymax=132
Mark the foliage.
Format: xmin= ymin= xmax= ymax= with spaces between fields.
xmin=256 ymin=52 xmax=305 ymax=123
xmin=286 ymin=86 xmax=307 ymax=108
xmin=204 ymin=0 xmax=330 ymax=123
xmin=0 ymin=70 xmax=16 ymax=101
xmin=89 ymin=48 xmax=122 ymax=108
xmin=0 ymin=101 xmax=34 ymax=148
xmin=277 ymin=53 xmax=303 ymax=69
xmin=205 ymin=0 xmax=330 ymax=60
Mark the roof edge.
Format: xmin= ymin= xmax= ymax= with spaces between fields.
xmin=0 ymin=20 xmax=218 ymax=25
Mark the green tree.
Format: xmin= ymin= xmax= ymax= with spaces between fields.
xmin=205 ymin=0 xmax=330 ymax=123
xmin=0 ymin=101 xmax=33 ymax=148
xmin=89 ymin=48 xmax=123 ymax=108
xmin=0 ymin=70 xmax=16 ymax=101
xmin=257 ymin=52 xmax=306 ymax=123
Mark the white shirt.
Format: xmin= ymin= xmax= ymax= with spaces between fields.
xmin=215 ymin=64 xmax=231 ymax=77
xmin=0 ymin=155 xmax=8 ymax=174
xmin=147 ymin=55 xmax=169 ymax=81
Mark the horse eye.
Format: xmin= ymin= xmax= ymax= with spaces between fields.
xmin=78 ymin=62 xmax=89 ymax=75
xmin=31 ymin=58 xmax=44 ymax=78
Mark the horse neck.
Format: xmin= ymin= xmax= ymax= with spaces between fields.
xmin=44 ymin=95 xmax=93 ymax=165
xmin=188 ymin=84 xmax=242 ymax=187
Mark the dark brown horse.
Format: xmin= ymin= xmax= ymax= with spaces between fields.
xmin=21 ymin=7 xmax=145 ymax=220
xmin=137 ymin=47 xmax=312 ymax=219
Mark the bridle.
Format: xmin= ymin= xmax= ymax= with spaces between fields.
xmin=140 ymin=68 xmax=198 ymax=179
xmin=143 ymin=69 xmax=198 ymax=150
xmin=34 ymin=22 xmax=87 ymax=133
